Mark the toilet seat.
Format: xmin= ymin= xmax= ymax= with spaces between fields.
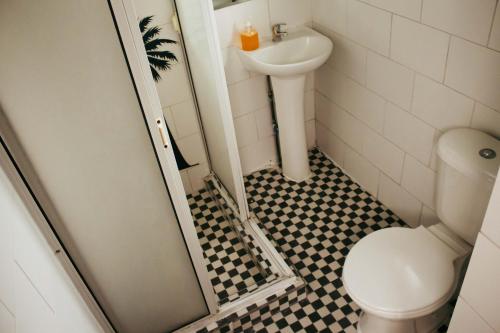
xmin=343 ymin=227 xmax=459 ymax=320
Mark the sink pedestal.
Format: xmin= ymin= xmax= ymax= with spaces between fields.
xmin=271 ymin=75 xmax=311 ymax=182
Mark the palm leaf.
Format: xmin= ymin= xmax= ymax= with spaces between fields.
xmin=142 ymin=26 xmax=161 ymax=44
xmin=139 ymin=16 xmax=153 ymax=32
xmin=138 ymin=15 xmax=177 ymax=82
xmin=144 ymin=38 xmax=177 ymax=51
xmin=148 ymin=56 xmax=173 ymax=71
xmin=147 ymin=50 xmax=177 ymax=62
xmin=150 ymin=66 xmax=161 ymax=82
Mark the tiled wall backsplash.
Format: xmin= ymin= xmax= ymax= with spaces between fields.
xmin=134 ymin=0 xmax=209 ymax=195
xmin=313 ymin=0 xmax=500 ymax=228
xmin=214 ymin=0 xmax=316 ymax=175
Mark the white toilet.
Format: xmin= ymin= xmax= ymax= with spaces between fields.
xmin=342 ymin=128 xmax=500 ymax=333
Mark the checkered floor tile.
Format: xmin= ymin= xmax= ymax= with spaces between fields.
xmin=244 ymin=148 xmax=409 ymax=332
xmin=187 ymin=189 xmax=266 ymax=305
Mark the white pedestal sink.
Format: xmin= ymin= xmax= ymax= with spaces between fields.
xmin=239 ymin=28 xmax=333 ymax=181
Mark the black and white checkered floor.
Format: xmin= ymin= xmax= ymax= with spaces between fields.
xmin=187 ymin=189 xmax=266 ymax=305
xmin=244 ymin=149 xmax=408 ymax=332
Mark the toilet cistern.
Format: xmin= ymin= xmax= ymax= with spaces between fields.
xmin=238 ymin=27 xmax=333 ymax=181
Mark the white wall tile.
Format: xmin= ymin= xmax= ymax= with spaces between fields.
xmin=360 ymin=0 xmax=422 ymax=20
xmin=255 ymin=106 xmax=275 ymax=139
xmin=214 ymin=0 xmax=271 ymax=49
xmin=234 ymin=113 xmax=259 ymax=148
xmin=363 ymin=128 xmax=405 ymax=182
xmin=269 ymin=0 xmax=312 ymax=27
xmin=239 ymin=136 xmax=278 ymax=175
xmin=162 ymin=107 xmax=178 ymax=138
xmin=401 ymin=154 xmax=436 ymax=208
xmin=471 ymin=103 xmax=500 ymax=138
xmin=422 ymin=0 xmax=496 ymax=45
xmin=312 ymin=0 xmax=348 ymax=35
xmin=221 ymin=47 xmax=250 ymax=85
xmin=316 ymin=25 xmax=368 ymax=84
xmin=315 ymin=92 xmax=367 ymax=152
xmin=347 ymin=0 xmax=392 ymax=55
xmin=366 ymin=51 xmax=414 ymax=110
xmin=344 ymin=146 xmax=380 ymax=196
xmin=481 ymin=175 xmax=500 ymax=248
xmin=179 ymin=170 xmax=193 ymax=195
xmin=378 ymin=173 xmax=422 ymax=227
xmin=176 ymin=133 xmax=208 ymax=165
xmin=489 ymin=5 xmax=500 ymax=51
xmin=228 ymin=75 xmax=269 ymax=117
xmin=384 ymin=103 xmax=435 ymax=164
xmin=449 ymin=297 xmax=496 ymax=333
xmin=445 ymin=37 xmax=500 ymax=111
xmin=187 ymin=163 xmax=210 ymax=193
xmin=391 ymin=16 xmax=450 ymax=81
xmin=317 ymin=66 xmax=385 ymax=132
xmin=411 ymin=74 xmax=474 ymax=131
xmin=316 ymin=122 xmax=346 ymax=166
xmin=133 ymin=0 xmax=174 ymax=26
xmin=315 ymin=65 xmax=341 ymax=100
xmin=170 ymin=100 xmax=200 ymax=139
xmin=460 ymin=233 xmax=500 ymax=330
xmin=155 ymin=65 xmax=192 ymax=108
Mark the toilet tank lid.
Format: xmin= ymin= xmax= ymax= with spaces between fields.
xmin=437 ymin=128 xmax=500 ymax=181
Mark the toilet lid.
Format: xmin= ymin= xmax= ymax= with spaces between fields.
xmin=343 ymin=227 xmax=458 ymax=319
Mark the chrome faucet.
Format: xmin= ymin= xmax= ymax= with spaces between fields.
xmin=272 ymin=23 xmax=288 ymax=42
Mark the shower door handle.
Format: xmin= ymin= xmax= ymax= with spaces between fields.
xmin=156 ymin=117 xmax=169 ymax=149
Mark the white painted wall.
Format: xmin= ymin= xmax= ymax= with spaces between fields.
xmin=448 ymin=170 xmax=500 ymax=332
xmin=312 ymin=0 xmax=500 ymax=227
xmin=132 ymin=0 xmax=210 ymax=194
xmin=0 ymin=165 xmax=104 ymax=333
xmin=214 ymin=0 xmax=316 ymax=175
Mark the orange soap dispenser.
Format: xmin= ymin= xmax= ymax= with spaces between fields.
xmin=240 ymin=21 xmax=259 ymax=51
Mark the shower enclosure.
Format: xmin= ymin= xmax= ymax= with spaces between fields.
xmin=0 ymin=0 xmax=302 ymax=331
xmin=170 ymin=0 xmax=297 ymax=312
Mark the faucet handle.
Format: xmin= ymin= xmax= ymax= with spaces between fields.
xmin=273 ymin=23 xmax=288 ymax=34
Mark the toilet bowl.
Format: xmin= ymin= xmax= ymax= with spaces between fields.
xmin=342 ymin=128 xmax=500 ymax=333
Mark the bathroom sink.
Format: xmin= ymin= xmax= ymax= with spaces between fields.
xmin=238 ymin=27 xmax=333 ymax=181
xmin=238 ymin=27 xmax=333 ymax=77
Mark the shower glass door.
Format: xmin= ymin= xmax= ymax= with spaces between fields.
xmin=174 ymin=0 xmax=249 ymax=220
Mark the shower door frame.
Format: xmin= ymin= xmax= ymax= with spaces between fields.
xmin=108 ymin=0 xmax=219 ymax=314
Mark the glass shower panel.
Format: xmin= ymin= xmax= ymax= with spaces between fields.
xmin=174 ymin=0 xmax=240 ymax=203
xmin=0 ymin=0 xmax=208 ymax=332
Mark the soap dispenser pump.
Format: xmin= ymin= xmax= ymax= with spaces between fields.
xmin=240 ymin=21 xmax=259 ymax=51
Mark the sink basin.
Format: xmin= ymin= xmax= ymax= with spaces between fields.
xmin=238 ymin=27 xmax=333 ymax=77
xmin=238 ymin=28 xmax=333 ymax=181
